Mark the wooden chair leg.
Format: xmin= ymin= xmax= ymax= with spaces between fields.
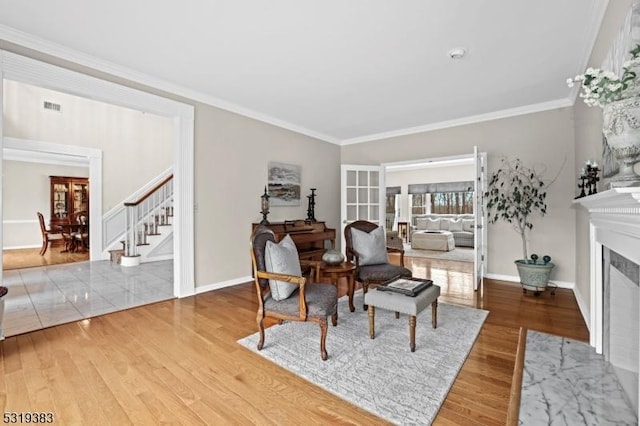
xmin=409 ymin=315 xmax=416 ymax=352
xmin=40 ymin=239 xmax=48 ymax=256
xmin=368 ymin=305 xmax=375 ymax=339
xmin=319 ymin=319 xmax=328 ymax=361
xmin=362 ymin=281 xmax=370 ymax=311
xmin=331 ymin=311 xmax=337 ymax=327
xmin=257 ymin=317 xmax=265 ymax=351
xmin=347 ymin=276 xmax=355 ymax=312
xmin=432 ymin=299 xmax=438 ymax=328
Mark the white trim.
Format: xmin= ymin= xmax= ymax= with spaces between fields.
xmin=0 ymin=22 xmax=605 ymax=148
xmin=0 ymin=25 xmax=338 ymax=145
xmin=196 ymin=276 xmax=253 ymax=294
xmin=573 ymin=281 xmax=591 ymax=332
xmin=485 ymin=272 xmax=575 ymax=290
xmin=0 ymin=49 xmax=195 ymax=299
xmin=340 ymin=99 xmax=573 ymax=145
xmin=3 ymin=244 xmax=40 ymax=250
xmin=2 ymin=220 xmax=37 ymax=224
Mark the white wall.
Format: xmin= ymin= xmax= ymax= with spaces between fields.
xmin=2 ymin=160 xmax=88 ymax=248
xmin=386 ymin=163 xmax=475 ymax=221
xmin=3 ymin=79 xmax=173 ymax=212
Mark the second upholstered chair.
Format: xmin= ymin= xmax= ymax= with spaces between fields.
xmin=344 ymin=220 xmax=412 ymax=311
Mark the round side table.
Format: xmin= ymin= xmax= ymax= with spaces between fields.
xmin=320 ymin=261 xmax=356 ymax=313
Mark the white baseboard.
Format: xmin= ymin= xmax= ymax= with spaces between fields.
xmin=484 ymin=273 xmax=575 ymax=290
xmin=3 ymin=244 xmax=41 ymax=250
xmin=195 ymin=275 xmax=252 ymax=295
xmin=572 ymin=285 xmax=591 ymax=332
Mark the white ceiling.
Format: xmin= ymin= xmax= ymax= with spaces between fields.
xmin=0 ymin=0 xmax=607 ymax=144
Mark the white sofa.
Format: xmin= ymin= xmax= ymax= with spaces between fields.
xmin=411 ymin=214 xmax=475 ymax=248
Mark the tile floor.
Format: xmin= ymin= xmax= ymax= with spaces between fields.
xmin=2 ymin=259 xmax=174 ymax=338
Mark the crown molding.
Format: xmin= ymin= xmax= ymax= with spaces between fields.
xmin=340 ymin=98 xmax=574 ymax=146
xmin=0 ymin=24 xmax=340 ymax=145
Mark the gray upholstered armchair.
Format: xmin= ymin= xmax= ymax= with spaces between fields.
xmin=344 ymin=221 xmax=412 ymax=311
xmin=250 ymin=225 xmax=338 ymax=360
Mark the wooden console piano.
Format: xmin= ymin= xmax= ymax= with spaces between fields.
xmin=251 ymin=220 xmax=336 ymax=261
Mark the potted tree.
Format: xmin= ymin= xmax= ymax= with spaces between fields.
xmin=485 ymin=157 xmax=554 ymax=294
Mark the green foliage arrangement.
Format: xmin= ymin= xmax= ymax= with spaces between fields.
xmin=567 ymin=43 xmax=640 ymax=107
xmin=485 ymin=158 xmax=548 ymax=260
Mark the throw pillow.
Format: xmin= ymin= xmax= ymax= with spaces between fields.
xmin=426 ymin=218 xmax=440 ymax=231
xmin=449 ymin=219 xmax=463 ymax=232
xmin=351 ymin=226 xmax=388 ymax=266
xmin=462 ymin=219 xmax=475 ymax=232
xmin=264 ymin=234 xmax=301 ymax=301
xmin=439 ymin=219 xmax=451 ymax=231
xmin=415 ymin=218 xmax=429 ymax=230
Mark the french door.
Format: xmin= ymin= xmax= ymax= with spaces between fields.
xmin=473 ymin=146 xmax=488 ymax=290
xmin=340 ymin=164 xmax=385 ymax=254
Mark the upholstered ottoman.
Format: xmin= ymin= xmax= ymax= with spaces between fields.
xmin=364 ymin=284 xmax=441 ymax=352
xmin=411 ymin=230 xmax=455 ymax=251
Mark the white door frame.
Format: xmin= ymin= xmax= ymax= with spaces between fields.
xmin=0 ymin=50 xmax=196 ymax=298
xmin=3 ymin=137 xmax=103 ymax=260
xmin=383 ymin=152 xmax=486 ymax=286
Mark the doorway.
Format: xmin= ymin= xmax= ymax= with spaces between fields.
xmin=382 ymin=152 xmax=487 ymax=291
xmin=0 ymin=50 xmax=195 ymax=298
xmin=2 ymin=138 xmax=99 ymax=270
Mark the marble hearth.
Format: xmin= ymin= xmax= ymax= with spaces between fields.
xmin=575 ymin=188 xmax=640 ymax=416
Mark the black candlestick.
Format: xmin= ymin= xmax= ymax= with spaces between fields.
xmin=260 ymin=186 xmax=270 ymax=225
xmin=306 ymin=188 xmax=317 ymax=223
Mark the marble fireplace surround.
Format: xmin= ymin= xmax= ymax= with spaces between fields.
xmin=575 ymin=187 xmax=640 ymax=412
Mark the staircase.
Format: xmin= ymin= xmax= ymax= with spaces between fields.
xmin=110 ymin=175 xmax=174 ymax=266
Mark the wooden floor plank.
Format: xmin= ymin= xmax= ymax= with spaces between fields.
xmin=0 ymin=256 xmax=588 ymax=425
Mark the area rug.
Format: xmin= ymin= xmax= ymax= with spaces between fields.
xmin=402 ymin=245 xmax=474 ymax=263
xmin=237 ymin=291 xmax=488 ymax=425
xmin=520 ymin=330 xmax=636 ymax=425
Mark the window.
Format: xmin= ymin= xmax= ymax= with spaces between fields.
xmin=385 ymin=186 xmax=401 ymax=229
xmin=430 ymin=191 xmax=473 ymax=214
xmin=408 ymin=180 xmax=474 ymax=220
xmin=410 ymin=193 xmax=429 ymax=216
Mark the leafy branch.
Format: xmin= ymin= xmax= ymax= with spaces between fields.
xmin=485 ymin=158 xmax=548 ymax=260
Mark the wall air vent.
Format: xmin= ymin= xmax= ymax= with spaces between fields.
xmin=43 ymin=101 xmax=62 ymax=112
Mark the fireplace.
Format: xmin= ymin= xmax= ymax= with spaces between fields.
xmin=575 ymin=188 xmax=640 ymax=415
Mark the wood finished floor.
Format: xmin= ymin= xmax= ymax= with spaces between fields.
xmin=3 ymin=247 xmax=89 ymax=271
xmin=0 ymin=256 xmax=589 ymax=425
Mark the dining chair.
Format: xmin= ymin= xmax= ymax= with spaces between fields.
xmin=37 ymin=212 xmax=63 ymax=255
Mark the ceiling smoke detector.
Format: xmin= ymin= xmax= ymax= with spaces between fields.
xmin=448 ymin=47 xmax=467 ymax=60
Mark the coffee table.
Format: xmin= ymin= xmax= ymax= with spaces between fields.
xmin=364 ymin=281 xmax=441 ymax=352
xmin=320 ymin=261 xmax=356 ymax=313
xmin=411 ymin=230 xmax=455 ymax=251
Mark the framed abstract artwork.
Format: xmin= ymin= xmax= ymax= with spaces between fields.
xmin=268 ymin=162 xmax=301 ymax=206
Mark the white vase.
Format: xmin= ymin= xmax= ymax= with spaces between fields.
xmin=603 ymin=97 xmax=640 ymax=185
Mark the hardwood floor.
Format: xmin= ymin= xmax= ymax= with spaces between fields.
xmin=3 ymin=247 xmax=89 ymax=270
xmin=0 ymin=256 xmax=589 ymax=425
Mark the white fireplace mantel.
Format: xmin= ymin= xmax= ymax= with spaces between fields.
xmin=574 ymin=188 xmax=640 ymax=214
xmin=574 ymin=188 xmax=640 ymax=413
xmin=574 ymin=187 xmax=640 ymax=348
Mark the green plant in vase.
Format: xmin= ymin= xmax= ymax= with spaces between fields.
xmin=485 ymin=157 xmax=555 ymax=294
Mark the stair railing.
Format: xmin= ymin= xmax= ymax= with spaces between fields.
xmin=122 ymin=175 xmax=173 ymax=263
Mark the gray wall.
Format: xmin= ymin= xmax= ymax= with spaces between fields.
xmin=574 ymin=0 xmax=634 ymax=321
xmin=341 ymin=108 xmax=577 ymax=284
xmin=0 ymin=40 xmax=341 ymax=289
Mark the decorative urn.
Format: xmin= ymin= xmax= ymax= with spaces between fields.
xmin=322 ymin=249 xmax=345 ymax=265
xmin=603 ymin=97 xmax=640 ymax=185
